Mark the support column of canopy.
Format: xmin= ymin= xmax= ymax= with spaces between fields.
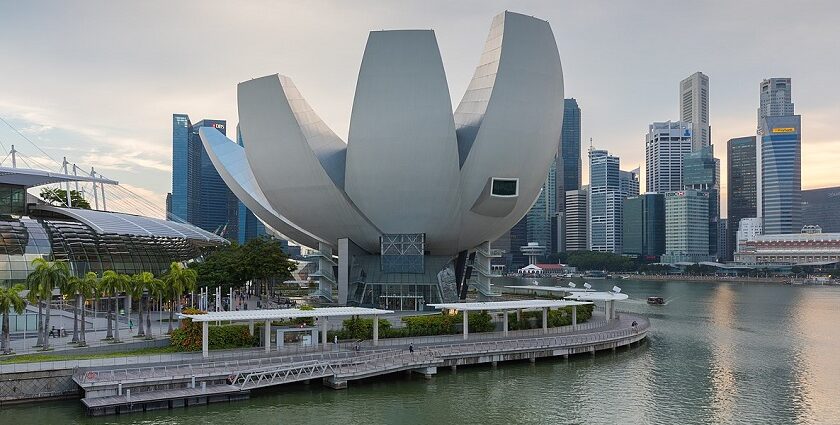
xmin=503 ymin=310 xmax=509 ymax=337
xmin=202 ymin=321 xmax=209 ymax=358
xmin=249 ymin=320 xmax=254 ymax=336
xmin=572 ymin=305 xmax=577 ymax=329
xmin=322 ymin=318 xmax=329 ymax=350
xmin=373 ymin=315 xmax=379 ymax=346
xmin=462 ymin=310 xmax=469 ymax=340
xmin=264 ymin=320 xmax=271 ymax=353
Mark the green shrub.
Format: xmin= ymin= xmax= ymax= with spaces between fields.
xmin=331 ymin=317 xmax=392 ymax=340
xmin=170 ymin=310 xmax=257 ymax=351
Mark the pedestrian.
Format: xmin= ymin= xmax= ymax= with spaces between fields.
xmin=334 ymin=335 xmax=338 ymax=344
xmin=49 ymin=326 xmax=56 ymax=338
xmin=60 ymin=325 xmax=65 ymax=338
xmin=409 ymin=343 xmax=414 ymax=354
xmin=129 ymin=320 xmax=134 ymax=333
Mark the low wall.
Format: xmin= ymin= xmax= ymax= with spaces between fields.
xmin=0 ymin=369 xmax=79 ymax=406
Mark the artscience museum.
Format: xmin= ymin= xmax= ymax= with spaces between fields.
xmin=200 ymin=11 xmax=565 ymax=310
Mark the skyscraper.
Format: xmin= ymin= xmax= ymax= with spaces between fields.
xmin=680 ymin=72 xmax=710 ymax=150
xmin=588 ymin=149 xmax=622 ymax=253
xmin=557 ymin=98 xmax=582 ymax=210
xmin=683 ymin=145 xmax=720 ymax=259
xmin=801 ymin=186 xmax=840 ymax=233
xmin=169 ymin=114 xmax=239 ymax=239
xmin=726 ymin=136 xmax=757 ymax=260
xmin=525 ymin=173 xmax=552 ymax=258
xmin=662 ymin=190 xmax=712 ymax=263
xmin=623 ymin=193 xmax=665 ymax=258
xmin=756 ymin=78 xmax=801 ymax=235
xmin=620 ymin=167 xmax=640 ymax=198
xmin=645 ymin=121 xmax=693 ymax=193
xmin=564 ymin=188 xmax=588 ymax=251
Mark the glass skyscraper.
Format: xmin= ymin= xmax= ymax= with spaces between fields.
xmin=623 ymin=193 xmax=665 ymax=258
xmin=683 ymin=145 xmax=720 ymax=259
xmin=557 ymin=98 xmax=581 ymax=210
xmin=169 ymin=114 xmax=239 ymax=239
xmin=756 ymin=78 xmax=801 ymax=235
xmin=588 ymin=148 xmax=622 ymax=253
xmin=801 ymin=186 xmax=840 ymax=233
xmin=726 ymin=136 xmax=757 ymax=261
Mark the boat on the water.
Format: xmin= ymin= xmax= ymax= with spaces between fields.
xmin=647 ymin=296 xmax=665 ymax=305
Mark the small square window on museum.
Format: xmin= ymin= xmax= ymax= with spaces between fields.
xmin=491 ymin=178 xmax=518 ymax=197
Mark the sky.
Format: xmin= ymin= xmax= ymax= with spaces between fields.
xmin=1 ymin=0 xmax=838 ymax=218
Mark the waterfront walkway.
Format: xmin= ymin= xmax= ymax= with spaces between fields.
xmin=71 ymin=313 xmax=649 ymax=416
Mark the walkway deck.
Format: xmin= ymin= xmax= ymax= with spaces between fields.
xmin=75 ymin=313 xmax=650 ymax=416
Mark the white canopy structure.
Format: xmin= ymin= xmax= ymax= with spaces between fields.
xmin=428 ymin=299 xmax=593 ymax=340
xmin=564 ymin=291 xmax=629 ymax=321
xmin=179 ymin=307 xmax=393 ymax=358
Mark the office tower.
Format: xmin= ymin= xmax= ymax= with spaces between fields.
xmin=756 ymin=78 xmax=801 ymax=234
xmin=717 ymin=219 xmax=728 ymax=261
xmin=525 ymin=174 xmax=552 ymax=258
xmin=683 ymin=145 xmax=720 ymax=259
xmin=645 ymin=121 xmax=693 ymax=193
xmin=588 ymin=149 xmax=622 ymax=253
xmin=564 ymin=188 xmax=588 ymax=251
xmin=726 ymin=136 xmax=757 ymax=260
xmin=235 ymin=125 xmax=268 ymax=244
xmin=170 ymin=114 xmax=239 ymax=239
xmin=735 ymin=217 xmax=762 ymax=254
xmin=493 ymin=217 xmax=528 ymax=270
xmin=623 ymin=193 xmax=665 ymax=258
xmin=553 ymin=98 xmax=581 ymax=253
xmin=663 ymin=190 xmax=712 ymax=263
xmin=620 ymin=167 xmax=640 ymax=198
xmin=680 ymin=72 xmax=711 ymax=150
xmin=801 ymin=186 xmax=840 ymax=232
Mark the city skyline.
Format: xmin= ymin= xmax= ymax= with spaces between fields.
xmin=1 ymin=1 xmax=838 ymax=218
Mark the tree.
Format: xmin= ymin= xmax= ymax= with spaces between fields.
xmin=163 ymin=262 xmax=197 ymax=334
xmin=0 ymin=285 xmax=27 ymax=354
xmin=100 ymin=270 xmax=128 ymax=343
xmin=74 ymin=272 xmax=99 ymax=346
xmin=190 ymin=237 xmax=297 ymax=297
xmin=39 ymin=188 xmax=91 ymax=209
xmin=129 ymin=272 xmax=163 ymax=338
xmin=26 ymin=259 xmax=71 ymax=350
xmin=61 ymin=275 xmax=82 ymax=344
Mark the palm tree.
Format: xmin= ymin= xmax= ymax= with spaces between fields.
xmin=75 ymin=272 xmax=99 ymax=346
xmin=1 ymin=284 xmax=27 ymax=354
xmin=96 ymin=277 xmax=113 ymax=340
xmin=61 ymin=275 xmax=82 ymax=344
xmin=26 ymin=258 xmax=71 ymax=351
xmin=163 ymin=262 xmax=197 ymax=334
xmin=100 ymin=270 xmax=127 ymax=343
xmin=129 ymin=272 xmax=162 ymax=338
xmin=25 ymin=281 xmax=45 ymax=348
xmin=145 ymin=275 xmax=165 ymax=339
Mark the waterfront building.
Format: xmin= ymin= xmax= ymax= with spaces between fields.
xmin=679 ymin=72 xmax=711 ymax=150
xmin=756 ymin=78 xmax=801 ymax=235
xmin=645 ymin=121 xmax=693 ymax=193
xmin=620 ymin=167 xmax=640 ymax=198
xmin=588 ymin=149 xmax=622 ymax=253
xmin=726 ymin=136 xmax=757 ymax=261
xmin=662 ymin=190 xmax=712 ymax=263
xmin=734 ymin=225 xmax=840 ymax=265
xmin=682 ymin=145 xmax=720 ymax=259
xmin=802 ymin=186 xmax=840 ymax=233
xmin=622 ymin=193 xmax=665 ymax=258
xmin=170 ymin=114 xmax=239 ymax=239
xmin=736 ymin=218 xmax=763 ymax=253
xmin=564 ymin=188 xmax=588 ymax=251
xmin=200 ymin=11 xmax=565 ymax=306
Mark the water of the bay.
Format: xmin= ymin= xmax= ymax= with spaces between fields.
xmin=3 ymin=279 xmax=840 ymax=425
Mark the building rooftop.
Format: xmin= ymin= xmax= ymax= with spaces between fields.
xmin=179 ymin=306 xmax=394 ymax=322
xmin=0 ymin=166 xmax=117 ymax=188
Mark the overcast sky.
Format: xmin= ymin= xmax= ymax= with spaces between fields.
xmin=1 ymin=0 xmax=838 ymax=217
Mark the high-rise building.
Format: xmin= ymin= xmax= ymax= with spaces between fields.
xmin=662 ymin=189 xmax=712 ymax=263
xmin=717 ymin=219 xmax=728 ymax=262
xmin=623 ymin=193 xmax=665 ymax=258
xmin=756 ymin=78 xmax=801 ymax=235
xmin=564 ymin=188 xmax=588 ymax=251
xmin=683 ymin=145 xmax=720 ymax=259
xmin=525 ymin=174 xmax=552 ymax=258
xmin=680 ymin=72 xmax=711 ymax=150
xmin=553 ymin=98 xmax=582 ymax=253
xmin=235 ymin=125 xmax=268 ymax=244
xmin=802 ymin=186 xmax=840 ymax=233
xmin=735 ymin=217 xmax=763 ymax=254
xmin=726 ymin=136 xmax=757 ymax=261
xmin=169 ymin=114 xmax=239 ymax=239
xmin=588 ymin=149 xmax=622 ymax=253
xmin=645 ymin=121 xmax=693 ymax=193
xmin=620 ymin=167 xmax=640 ymax=198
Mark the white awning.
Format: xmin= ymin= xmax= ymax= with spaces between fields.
xmin=428 ymin=299 xmax=592 ymax=311
xmin=179 ymin=306 xmax=394 ymax=322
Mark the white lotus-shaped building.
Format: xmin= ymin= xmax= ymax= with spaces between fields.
xmin=200 ymin=11 xmax=564 ymax=308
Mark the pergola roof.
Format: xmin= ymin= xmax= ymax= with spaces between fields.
xmin=0 ymin=166 xmax=118 ymax=187
xmin=428 ymin=299 xmax=592 ymax=311
xmin=564 ymin=291 xmax=629 ymax=301
xmin=179 ymin=306 xmax=394 ymax=322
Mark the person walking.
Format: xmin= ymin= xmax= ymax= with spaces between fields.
xmin=409 ymin=343 xmax=414 ymax=354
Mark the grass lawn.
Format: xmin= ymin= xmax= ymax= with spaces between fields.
xmin=0 ymin=345 xmax=194 ymax=364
